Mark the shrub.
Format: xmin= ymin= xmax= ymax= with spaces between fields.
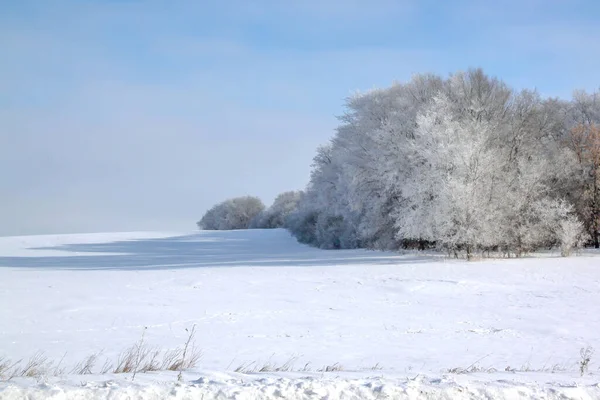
xmin=198 ymin=196 xmax=265 ymax=230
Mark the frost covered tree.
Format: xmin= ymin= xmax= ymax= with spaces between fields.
xmin=287 ymin=75 xmax=444 ymax=250
xmin=287 ymin=68 xmax=589 ymax=258
xmin=559 ymin=215 xmax=587 ymax=256
xmin=197 ymin=196 xmax=265 ymax=230
xmin=250 ymin=191 xmax=303 ymax=229
xmin=396 ymin=94 xmax=502 ymax=259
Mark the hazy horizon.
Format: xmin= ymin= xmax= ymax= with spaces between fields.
xmin=2 ymin=0 xmax=600 ymax=236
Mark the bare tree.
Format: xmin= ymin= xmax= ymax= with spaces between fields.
xmin=568 ymin=123 xmax=600 ymax=247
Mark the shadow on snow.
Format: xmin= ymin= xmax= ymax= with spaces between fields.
xmin=0 ymin=229 xmax=434 ymax=271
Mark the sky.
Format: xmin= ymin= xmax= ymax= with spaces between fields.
xmin=1 ymin=0 xmax=600 ymax=236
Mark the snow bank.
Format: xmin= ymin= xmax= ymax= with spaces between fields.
xmin=2 ymin=375 xmax=599 ymax=400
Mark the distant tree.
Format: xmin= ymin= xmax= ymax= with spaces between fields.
xmin=250 ymin=191 xmax=303 ymax=229
xmin=197 ymin=196 xmax=265 ymax=230
xmin=191 ymin=69 xmax=593 ymax=257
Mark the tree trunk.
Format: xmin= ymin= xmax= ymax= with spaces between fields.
xmin=595 ymin=176 xmax=599 ymax=248
xmin=466 ymin=244 xmax=473 ymax=261
xmin=595 ymin=170 xmax=599 ymax=248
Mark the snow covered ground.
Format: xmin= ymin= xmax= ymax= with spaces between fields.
xmin=0 ymin=229 xmax=599 ymax=399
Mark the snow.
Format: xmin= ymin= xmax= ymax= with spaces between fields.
xmin=2 ymin=374 xmax=600 ymax=399
xmin=0 ymin=229 xmax=599 ymax=399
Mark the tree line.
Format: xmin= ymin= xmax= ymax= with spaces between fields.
xmin=198 ymin=69 xmax=600 ymax=259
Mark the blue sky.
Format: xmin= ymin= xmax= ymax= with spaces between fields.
xmin=1 ymin=0 xmax=599 ymax=235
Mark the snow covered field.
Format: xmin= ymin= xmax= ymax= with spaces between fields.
xmin=1 ymin=229 xmax=599 ymax=399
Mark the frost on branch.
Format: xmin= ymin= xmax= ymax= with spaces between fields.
xmin=285 ymin=69 xmax=598 ymax=257
xmin=197 ymin=196 xmax=265 ymax=230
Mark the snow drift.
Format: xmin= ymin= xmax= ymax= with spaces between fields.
xmin=0 ymin=229 xmax=599 ymax=398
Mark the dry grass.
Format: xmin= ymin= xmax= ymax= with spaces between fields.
xmin=446 ymin=356 xmax=573 ymax=375
xmin=18 ymin=352 xmax=53 ymax=378
xmin=161 ymin=348 xmax=183 ymax=371
xmin=0 ymin=327 xmax=201 ymax=381
xmin=113 ymin=346 xmax=139 ymax=374
xmin=234 ymin=356 xmax=300 ymax=374
xmin=176 ymin=325 xmax=199 ymax=381
xmin=447 ymin=363 xmax=570 ymax=374
xmin=100 ymin=359 xmax=113 ymax=375
xmin=318 ymin=362 xmax=344 ymax=372
xmin=233 ymin=358 xmax=348 ymax=375
xmin=113 ymin=340 xmax=200 ymax=378
xmin=163 ymin=347 xmax=201 ymax=371
xmin=0 ymin=356 xmax=22 ymax=380
xmin=504 ymin=363 xmax=567 ymax=374
xmin=447 ymin=365 xmax=496 ymax=374
xmin=109 ymin=326 xmax=201 ymax=381
xmin=368 ymin=362 xmax=383 ymax=371
xmin=141 ymin=349 xmax=162 ymax=373
xmin=71 ymin=353 xmax=99 ymax=375
xmin=0 ymin=357 xmax=13 ymax=377
xmin=580 ymin=346 xmax=594 ymax=376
